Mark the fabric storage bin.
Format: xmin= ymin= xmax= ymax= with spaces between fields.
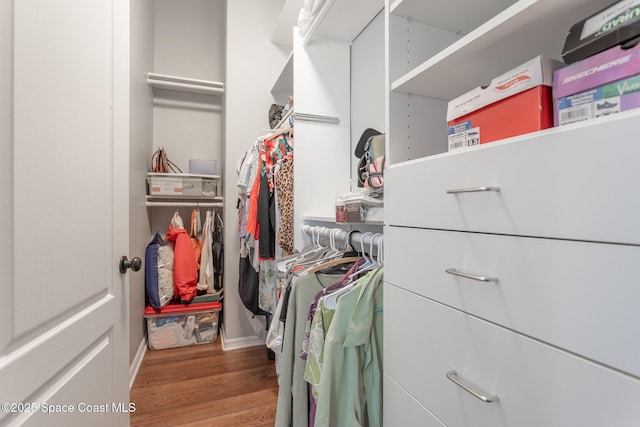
xmin=147 ymin=173 xmax=220 ymax=197
xmin=144 ymin=301 xmax=221 ymax=350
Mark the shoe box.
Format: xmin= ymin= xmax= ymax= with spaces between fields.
xmin=561 ymin=0 xmax=640 ymax=64
xmin=447 ymin=56 xmax=563 ymax=151
xmin=144 ymin=301 xmax=221 ymax=350
xmin=553 ymin=40 xmax=640 ymax=126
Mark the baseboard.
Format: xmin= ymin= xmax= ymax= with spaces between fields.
xmin=129 ymin=336 xmax=147 ymax=390
xmin=220 ymin=325 xmax=265 ymax=351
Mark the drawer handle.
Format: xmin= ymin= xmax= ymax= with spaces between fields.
xmin=446 ymin=186 xmax=500 ymax=194
xmin=446 ymin=370 xmax=498 ymax=403
xmin=445 ymin=268 xmax=498 ymax=283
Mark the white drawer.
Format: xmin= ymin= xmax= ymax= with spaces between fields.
xmin=385 ymin=112 xmax=640 ymax=244
xmin=384 ymin=374 xmax=445 ymax=427
xmin=384 ymin=284 xmax=640 ymax=427
xmin=384 ymin=226 xmax=640 ymax=378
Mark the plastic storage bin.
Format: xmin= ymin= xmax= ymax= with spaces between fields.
xmin=147 ymin=173 xmax=220 ymax=197
xmin=144 ymin=301 xmax=221 ymax=350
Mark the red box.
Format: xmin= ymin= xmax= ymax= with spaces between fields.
xmin=447 ymin=86 xmax=554 ymax=149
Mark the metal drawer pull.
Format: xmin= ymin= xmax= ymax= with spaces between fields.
xmin=446 ymin=370 xmax=498 ymax=403
xmin=445 ymin=268 xmax=498 ymax=283
xmin=446 ymin=186 xmax=500 ymax=194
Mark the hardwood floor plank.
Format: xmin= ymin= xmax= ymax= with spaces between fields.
xmin=131 ymin=339 xmax=278 ymax=426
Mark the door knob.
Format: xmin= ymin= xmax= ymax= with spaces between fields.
xmin=119 ymin=256 xmax=142 ymax=274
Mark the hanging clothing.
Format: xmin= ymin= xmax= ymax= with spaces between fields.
xmin=275 ymin=158 xmax=294 ymax=254
xmin=197 ymin=211 xmax=214 ymax=292
xmin=300 ymin=258 xmax=365 ymax=360
xmin=246 ymin=134 xmax=293 ymax=259
xmin=166 ymin=213 xmax=198 ymax=303
xmin=212 ymin=212 xmax=224 ymax=291
xmin=314 ymin=266 xmax=384 ymax=427
xmin=274 ymin=272 xmax=343 ymax=427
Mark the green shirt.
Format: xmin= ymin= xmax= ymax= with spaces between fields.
xmin=315 ymin=266 xmax=384 ymax=427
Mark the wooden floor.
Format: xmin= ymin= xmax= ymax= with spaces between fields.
xmin=130 ymin=339 xmax=279 ymax=427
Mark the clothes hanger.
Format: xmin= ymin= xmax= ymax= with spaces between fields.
xmin=256 ymin=125 xmax=293 ymax=142
xmin=360 ymin=234 xmax=381 ymax=272
xmin=305 ymin=229 xmax=359 ymax=274
xmin=277 ymin=227 xmax=325 ymax=274
xmin=291 ymin=229 xmax=345 ymax=275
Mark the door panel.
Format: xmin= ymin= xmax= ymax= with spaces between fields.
xmin=1 ymin=1 xmax=130 ymax=425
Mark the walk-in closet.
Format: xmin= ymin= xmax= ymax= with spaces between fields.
xmin=5 ymin=0 xmax=640 ymax=425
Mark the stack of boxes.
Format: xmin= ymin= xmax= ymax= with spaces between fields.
xmin=446 ymin=0 xmax=640 ymax=152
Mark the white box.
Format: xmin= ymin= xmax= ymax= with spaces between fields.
xmin=189 ymin=159 xmax=217 ymax=175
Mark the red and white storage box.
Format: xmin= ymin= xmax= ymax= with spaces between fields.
xmin=147 ymin=173 xmax=220 ymax=197
xmin=447 ymin=56 xmax=563 ymax=151
xmin=144 ymin=301 xmax=221 ymax=350
xmin=553 ymin=41 xmax=640 ymax=126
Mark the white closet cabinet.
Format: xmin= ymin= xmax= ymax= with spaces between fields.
xmin=383 ymin=0 xmax=640 ymax=425
xmin=277 ymin=1 xmax=383 ymax=249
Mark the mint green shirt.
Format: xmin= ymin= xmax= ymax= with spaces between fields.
xmin=315 ymin=266 xmax=384 ymax=427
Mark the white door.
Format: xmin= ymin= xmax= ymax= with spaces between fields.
xmin=1 ymin=1 xmax=131 ymax=426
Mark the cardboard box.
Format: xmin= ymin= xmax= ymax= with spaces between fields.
xmin=553 ymin=41 xmax=640 ymax=126
xmin=145 ymin=301 xmax=221 ymax=350
xmin=447 ymin=56 xmax=562 ymax=151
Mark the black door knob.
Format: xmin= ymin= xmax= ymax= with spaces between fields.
xmin=119 ymin=256 xmax=142 ymax=274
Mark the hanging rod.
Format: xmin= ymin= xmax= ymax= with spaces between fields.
xmin=295 ymin=112 xmax=340 ymax=125
xmin=302 ymin=225 xmax=383 ymax=256
xmin=147 ymin=73 xmax=225 ymax=96
xmin=274 ymin=106 xmax=295 ymax=129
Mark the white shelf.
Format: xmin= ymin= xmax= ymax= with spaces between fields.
xmin=146 ymin=195 xmax=223 ymax=208
xmin=147 ymin=73 xmax=224 ymax=96
xmin=390 ymin=0 xmax=614 ymax=100
xmin=271 ymin=0 xmax=304 ymax=46
xmin=271 ymin=51 xmax=294 ymax=95
xmin=304 ymin=215 xmax=384 ymax=226
xmin=390 ymin=0 xmax=518 ymax=35
xmin=302 ymin=0 xmax=384 ymax=45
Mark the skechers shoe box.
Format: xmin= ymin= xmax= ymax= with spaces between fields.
xmin=553 ymin=40 xmax=640 ymax=126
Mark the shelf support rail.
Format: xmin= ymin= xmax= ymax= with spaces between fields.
xmin=295 ymin=112 xmax=340 ymax=125
xmin=302 ymin=225 xmax=382 ymax=257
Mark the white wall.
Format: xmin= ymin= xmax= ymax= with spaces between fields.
xmin=129 ymin=0 xmax=155 ymax=365
xmin=151 ymin=0 xmax=224 ymax=175
xmin=224 ymin=0 xmax=288 ymax=341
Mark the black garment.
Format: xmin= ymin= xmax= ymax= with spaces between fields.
xmin=258 ymin=174 xmax=276 ymax=259
xmin=238 ymin=252 xmax=266 ymax=315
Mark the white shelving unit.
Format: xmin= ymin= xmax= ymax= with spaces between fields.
xmin=386 ymin=0 xmax=615 ymax=164
xmin=384 ymin=0 xmax=640 ymax=424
